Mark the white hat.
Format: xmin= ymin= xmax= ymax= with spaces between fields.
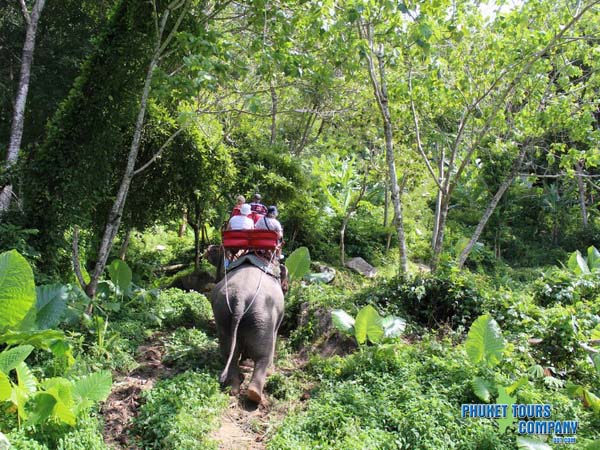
xmin=240 ymin=203 xmax=251 ymax=215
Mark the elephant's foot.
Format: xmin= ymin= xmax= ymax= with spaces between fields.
xmin=247 ymin=386 xmax=262 ymax=404
xmin=229 ymin=373 xmax=244 ymax=395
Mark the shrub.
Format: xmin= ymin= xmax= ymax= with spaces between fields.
xmin=356 ymin=271 xmax=485 ymax=329
xmin=531 ymin=268 xmax=600 ymax=307
xmin=162 ymin=328 xmax=220 ymax=372
xmin=155 ymin=288 xmax=213 ymax=329
xmin=133 ymin=371 xmax=227 ymax=449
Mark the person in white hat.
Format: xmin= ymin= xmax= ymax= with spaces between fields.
xmin=227 ymin=203 xmax=254 ymax=230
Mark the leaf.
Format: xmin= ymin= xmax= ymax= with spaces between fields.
xmin=354 ymin=305 xmax=383 ymax=345
xmin=35 ymin=284 xmax=69 ymax=329
xmin=472 ymin=377 xmax=495 ymax=402
xmin=0 ymin=250 xmax=36 ymax=332
xmin=107 ymin=260 xmax=132 ymax=292
xmin=72 ymin=370 xmax=112 ymax=404
xmin=0 ymin=345 xmax=34 ymax=373
xmin=42 ymin=377 xmax=76 ymax=425
xmin=588 ymin=246 xmax=600 ymax=272
xmin=0 ymin=329 xmax=66 ymax=350
xmin=591 ymin=324 xmax=600 ymax=341
xmin=0 ymin=372 xmax=11 ymax=402
xmin=465 ymin=315 xmax=505 ymax=367
xmin=286 ymin=247 xmax=311 ymax=283
xmin=381 ymin=316 xmax=406 ymax=338
xmin=516 ymin=436 xmax=552 ymax=450
xmin=567 ymin=250 xmax=590 ymax=275
xmin=25 ymin=393 xmax=56 ymax=426
xmin=506 ymin=376 xmax=529 ymax=395
xmin=16 ymin=362 xmax=37 ymax=395
xmin=586 ymin=440 xmax=600 ymax=450
xmin=496 ymin=386 xmax=516 ymax=433
xmin=583 ymin=389 xmax=600 ymax=413
xmin=331 ymin=309 xmax=355 ymax=334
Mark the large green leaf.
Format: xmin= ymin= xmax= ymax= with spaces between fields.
xmin=567 ymin=250 xmax=590 ymax=275
xmin=0 ymin=329 xmax=65 ymax=350
xmin=472 ymin=377 xmax=495 ymax=402
xmin=0 ymin=372 xmax=11 ymax=401
xmin=72 ymin=370 xmax=112 ymax=411
xmin=26 ymin=392 xmax=56 ymax=426
xmin=0 ymin=345 xmax=34 ymax=374
xmin=0 ymin=250 xmax=36 ymax=332
xmin=465 ymin=315 xmax=505 ymax=367
xmin=107 ymin=259 xmax=132 ymax=292
xmin=16 ymin=362 xmax=37 ymax=395
xmin=286 ymin=247 xmax=311 ymax=283
xmin=516 ymin=437 xmax=552 ymax=450
xmin=354 ymin=305 xmax=384 ymax=344
xmin=588 ymin=246 xmax=600 ymax=272
xmin=42 ymin=377 xmax=76 ymax=425
xmin=331 ymin=309 xmax=355 ymax=334
xmin=35 ymin=284 xmax=69 ymax=329
xmin=586 ymin=440 xmax=600 ymax=450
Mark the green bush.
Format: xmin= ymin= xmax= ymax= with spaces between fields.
xmin=356 ymin=271 xmax=485 ymax=329
xmin=155 ymin=288 xmax=213 ymax=329
xmin=269 ymin=342 xmax=514 ymax=449
xmin=133 ymin=371 xmax=227 ymax=449
xmin=163 ymin=327 xmax=220 ymax=372
xmin=531 ymin=268 xmax=600 ymax=307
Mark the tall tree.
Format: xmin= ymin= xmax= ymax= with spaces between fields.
xmin=0 ymin=0 xmax=46 ymax=213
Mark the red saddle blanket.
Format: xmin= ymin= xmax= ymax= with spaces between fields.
xmin=222 ymin=230 xmax=280 ymax=250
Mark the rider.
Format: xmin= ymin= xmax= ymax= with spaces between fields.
xmin=227 ymin=203 xmax=254 ymax=230
xmin=255 ymin=205 xmax=283 ymax=240
xmin=230 ymin=194 xmax=245 ymax=217
xmin=249 ymin=193 xmax=268 ymax=223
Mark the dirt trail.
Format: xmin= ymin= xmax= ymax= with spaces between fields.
xmin=102 ymin=334 xmax=172 ymax=449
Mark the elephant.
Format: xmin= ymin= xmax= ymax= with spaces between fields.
xmin=210 ymin=260 xmax=285 ymax=403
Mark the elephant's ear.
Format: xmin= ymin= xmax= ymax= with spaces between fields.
xmin=280 ymin=266 xmax=289 ymax=295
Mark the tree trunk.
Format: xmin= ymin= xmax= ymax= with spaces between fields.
xmin=84 ymin=7 xmax=180 ymax=297
xmin=119 ymin=229 xmax=131 ymax=260
xmin=360 ymin=22 xmax=408 ymax=274
xmin=458 ymin=146 xmax=527 ymax=269
xmin=431 ymin=145 xmax=445 ymax=250
xmin=0 ymin=0 xmax=46 ymax=214
xmin=575 ymin=160 xmax=588 ymax=229
xmin=270 ymin=82 xmax=277 ymax=144
xmin=178 ymin=209 xmax=187 ymax=237
xmin=431 ymin=194 xmax=449 ymax=270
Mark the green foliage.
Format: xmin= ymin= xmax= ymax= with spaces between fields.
xmin=155 ymin=289 xmax=213 ymax=329
xmin=270 ymin=341 xmax=514 ymax=449
xmin=133 ymin=371 xmax=227 ymax=449
xmin=356 ymin=271 xmax=485 ymax=329
xmin=465 ymin=315 xmax=506 ymax=367
xmin=107 ymin=259 xmax=132 ymax=293
xmin=286 ymin=247 xmax=311 ymax=284
xmin=35 ymin=284 xmax=69 ymax=330
xmin=332 ymin=305 xmax=405 ymax=345
xmin=163 ymin=328 xmax=220 ymax=372
xmin=0 ymin=250 xmax=36 ymax=332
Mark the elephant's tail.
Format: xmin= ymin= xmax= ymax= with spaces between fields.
xmin=219 ymin=309 xmax=243 ymax=384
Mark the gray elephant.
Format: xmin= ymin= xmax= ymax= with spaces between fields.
xmin=210 ymin=257 xmax=285 ymax=403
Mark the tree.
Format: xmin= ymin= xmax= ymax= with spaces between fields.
xmin=0 ymin=0 xmax=46 ymax=213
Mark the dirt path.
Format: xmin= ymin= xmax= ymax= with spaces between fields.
xmin=101 ymin=334 xmax=172 ymax=449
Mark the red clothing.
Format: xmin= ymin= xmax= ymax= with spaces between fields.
xmin=231 ymin=206 xmax=242 ymax=216
xmin=250 ymin=202 xmax=268 ymax=216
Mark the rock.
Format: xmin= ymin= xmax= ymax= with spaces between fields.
xmin=304 ymin=264 xmax=335 ymax=284
xmin=170 ymin=271 xmax=215 ymax=292
xmin=345 ymin=257 xmax=377 ymax=278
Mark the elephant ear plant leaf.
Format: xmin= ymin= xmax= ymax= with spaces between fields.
xmin=332 ymin=306 xmax=405 ymax=345
xmin=286 ymin=247 xmax=311 ymax=283
xmin=355 ymin=305 xmax=384 ymax=344
xmin=568 ymin=250 xmax=591 ymax=275
xmin=465 ymin=314 xmax=505 ymax=367
xmin=107 ymin=259 xmax=133 ymax=293
xmin=0 ymin=250 xmax=36 ymax=332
